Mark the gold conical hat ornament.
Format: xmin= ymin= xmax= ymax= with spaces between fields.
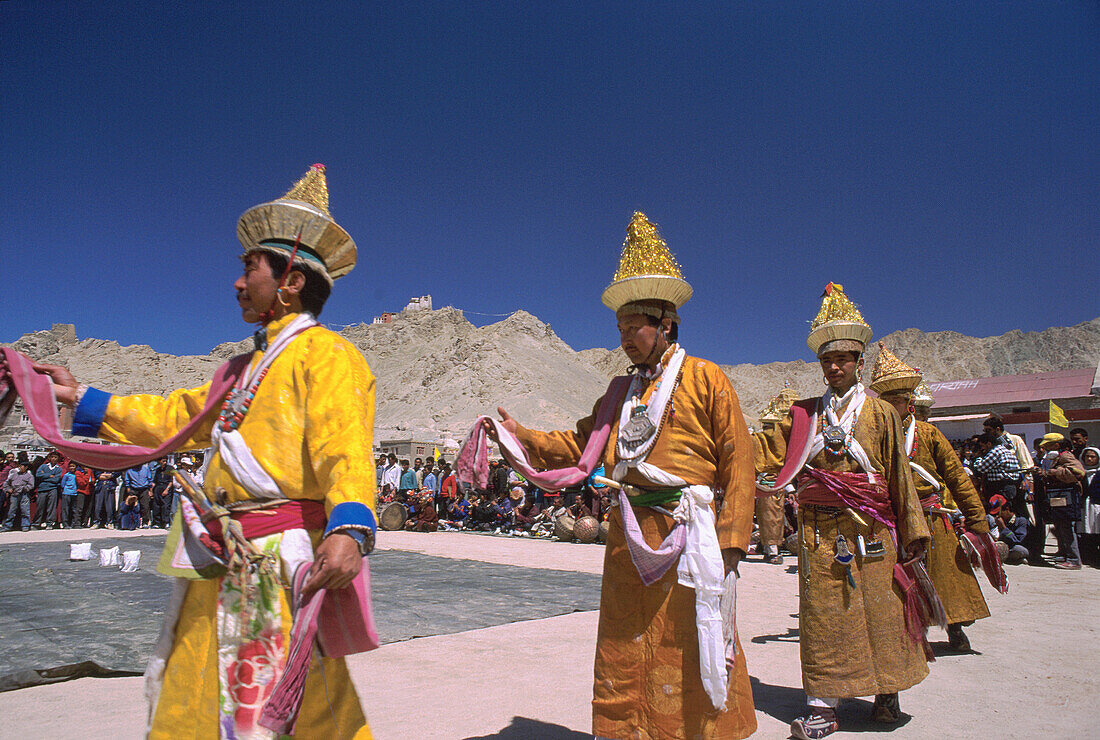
xmin=868 ymin=343 xmax=923 ymax=395
xmin=911 ymin=380 xmax=935 ymax=408
xmin=601 ymin=212 xmax=693 ymax=319
xmin=807 ymin=282 xmax=873 ymax=356
xmin=774 ymin=380 xmax=799 ymax=415
xmin=758 ymin=397 xmax=781 ymax=425
xmin=237 ymin=164 xmax=357 ymax=283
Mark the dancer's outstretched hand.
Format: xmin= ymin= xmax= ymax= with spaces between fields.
xmin=483 ymin=407 xmax=518 ymax=440
xmin=31 ymin=362 xmax=79 ymax=406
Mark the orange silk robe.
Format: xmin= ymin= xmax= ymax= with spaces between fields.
xmin=909 ymin=417 xmax=991 ymax=625
xmin=515 ymin=354 xmax=757 ymax=740
xmin=754 ymin=396 xmax=930 ymax=699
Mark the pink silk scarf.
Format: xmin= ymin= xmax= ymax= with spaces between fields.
xmin=0 ymin=347 xmax=249 ymax=470
xmin=456 ymin=375 xmax=632 ymax=493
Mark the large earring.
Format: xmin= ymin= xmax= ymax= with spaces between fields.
xmin=276 ymin=288 xmax=292 ymax=307
xmin=823 ymin=375 xmax=830 ymax=386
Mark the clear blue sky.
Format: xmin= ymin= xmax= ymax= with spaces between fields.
xmin=3 ymin=2 xmax=1097 ymax=364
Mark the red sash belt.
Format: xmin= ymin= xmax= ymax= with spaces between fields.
xmin=205 ymin=499 xmax=327 ymax=544
xmin=797 ymin=468 xmax=895 ymax=530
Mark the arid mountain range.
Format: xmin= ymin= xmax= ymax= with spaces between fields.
xmin=6 ymin=312 xmax=1099 ymax=444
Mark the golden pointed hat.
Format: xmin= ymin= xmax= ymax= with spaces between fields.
xmin=911 ymin=380 xmax=935 ymax=408
xmin=774 ymin=380 xmax=799 ymax=415
xmin=758 ymin=397 xmax=781 ymax=425
xmin=807 ymin=282 xmax=873 ymax=356
xmin=869 ymin=343 xmax=923 ymax=395
xmin=237 ymin=164 xmax=356 ymax=284
xmin=601 ymin=212 xmax=692 ymax=320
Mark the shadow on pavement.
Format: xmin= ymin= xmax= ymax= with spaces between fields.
xmin=750 ymin=678 xmax=914 ymax=732
xmin=750 ymin=627 xmax=800 ymax=644
xmin=464 ymin=716 xmax=591 ymax=739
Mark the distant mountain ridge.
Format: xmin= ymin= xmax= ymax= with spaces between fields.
xmin=5 ymin=313 xmax=1098 ymax=443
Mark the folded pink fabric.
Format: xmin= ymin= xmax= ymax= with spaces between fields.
xmin=0 ymin=347 xmax=248 ymax=470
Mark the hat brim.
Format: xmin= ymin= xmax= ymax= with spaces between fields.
xmin=869 ymin=372 xmax=923 ymax=396
xmin=809 ymin=321 xmax=873 ymax=356
xmin=601 ymin=275 xmax=693 ymax=312
xmin=237 ymin=199 xmax=357 ymax=280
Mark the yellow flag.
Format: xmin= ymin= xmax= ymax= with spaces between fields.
xmin=1049 ymin=400 xmax=1070 ymax=428
xmin=433 ymin=446 xmax=441 ymax=460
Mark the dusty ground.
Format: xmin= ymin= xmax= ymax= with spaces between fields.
xmin=0 ymin=528 xmax=1096 ymax=739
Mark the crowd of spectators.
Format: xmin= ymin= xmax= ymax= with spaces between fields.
xmin=375 ymin=455 xmax=612 ymax=538
xmin=0 ymin=450 xmax=203 ymax=532
xmin=950 ymin=418 xmax=1097 ymax=569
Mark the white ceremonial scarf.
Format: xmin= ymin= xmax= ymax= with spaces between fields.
xmin=804 ymin=382 xmax=875 ymax=482
xmin=209 ymin=312 xmax=318 ymax=500
xmin=905 ymin=416 xmax=941 ymax=492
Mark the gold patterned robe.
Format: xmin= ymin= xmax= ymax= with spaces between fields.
xmin=91 ymin=313 xmax=375 ymax=739
xmin=753 ymin=395 xmax=930 ymax=699
xmin=515 ymin=354 xmax=757 ymax=740
xmin=909 ymin=417 xmax=990 ymax=625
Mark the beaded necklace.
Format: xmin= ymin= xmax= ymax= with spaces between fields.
xmin=217 ymin=366 xmax=270 ymax=432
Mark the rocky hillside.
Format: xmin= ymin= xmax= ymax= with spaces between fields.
xmin=5 ymin=313 xmax=1098 ymax=443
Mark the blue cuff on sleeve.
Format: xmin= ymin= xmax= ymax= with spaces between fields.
xmin=72 ymin=387 xmax=112 ymax=438
xmin=324 ymin=501 xmax=378 ymax=554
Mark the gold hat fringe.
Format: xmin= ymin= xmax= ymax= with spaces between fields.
xmin=774 ymin=380 xmax=799 ymax=414
xmin=807 ymin=282 xmax=873 ymax=355
xmin=869 ymin=343 xmax=923 ymax=395
xmin=758 ymin=397 xmax=781 ymax=425
xmin=602 ymin=212 xmax=693 ymax=314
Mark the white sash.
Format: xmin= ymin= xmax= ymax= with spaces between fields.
xmin=905 ymin=416 xmax=941 ymax=492
xmin=209 ymin=313 xmax=319 ymax=499
xmin=804 ymin=383 xmax=875 ymax=482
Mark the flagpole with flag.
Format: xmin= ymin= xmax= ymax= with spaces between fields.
xmin=1049 ymin=400 xmax=1070 ymax=429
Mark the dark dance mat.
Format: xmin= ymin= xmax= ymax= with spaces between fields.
xmin=0 ymin=536 xmax=601 ymax=691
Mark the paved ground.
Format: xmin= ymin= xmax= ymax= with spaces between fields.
xmin=0 ymin=528 xmax=1096 ymax=739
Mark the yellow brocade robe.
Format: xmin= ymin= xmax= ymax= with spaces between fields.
xmin=515 ymin=354 xmax=757 ymax=740
xmin=96 ymin=313 xmax=375 ymax=739
xmin=909 ymin=417 xmax=990 ymax=625
xmin=753 ymin=396 xmax=930 ymax=699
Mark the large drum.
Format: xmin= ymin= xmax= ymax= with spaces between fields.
xmin=379 ymin=502 xmax=408 ymax=531
xmin=553 ymin=512 xmax=576 ymax=542
xmin=573 ymin=515 xmax=599 ymax=544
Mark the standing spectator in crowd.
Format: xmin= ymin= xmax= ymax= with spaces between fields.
xmin=375 ymin=455 xmax=387 ymax=489
xmin=151 ymin=457 xmax=175 ymax=528
xmin=1076 ymin=446 xmax=1100 ymax=563
xmin=991 ymin=494 xmax=1031 ymax=565
xmin=380 ymin=453 xmax=400 ymax=496
xmin=491 ymin=461 xmax=510 ymax=501
xmin=0 ymin=452 xmax=15 ymax=523
xmin=1070 ymin=428 xmax=1089 ymax=460
xmin=438 ymin=462 xmax=456 ymax=519
xmin=398 ymin=459 xmax=418 ymax=500
xmin=422 ymin=463 xmax=439 ymax=496
xmin=59 ymin=465 xmax=79 ymax=528
xmin=124 ymin=462 xmax=154 ymax=527
xmin=983 ymin=415 xmax=1034 ymax=471
xmin=33 ymin=450 xmax=64 ymax=529
xmin=91 ymin=471 xmax=117 ymax=528
xmin=2 ymin=457 xmax=34 ymax=532
xmin=73 ymin=464 xmax=93 ymax=527
xmin=1032 ymin=433 xmax=1086 ymax=570
xmin=971 ymin=432 xmax=1022 ymax=514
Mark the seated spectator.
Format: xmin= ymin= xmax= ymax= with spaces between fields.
xmin=511 ymin=492 xmax=541 ymax=534
xmin=471 ymin=493 xmax=502 ymax=532
xmin=439 ymin=495 xmax=471 ymax=531
xmin=405 ymin=489 xmax=439 ymax=532
xmin=118 ymin=493 xmax=141 ymax=531
xmin=991 ymin=494 xmax=1030 ymax=565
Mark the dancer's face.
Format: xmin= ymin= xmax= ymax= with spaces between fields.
xmin=818 ymin=351 xmax=861 ymax=391
xmin=617 ymin=314 xmax=668 ymax=367
xmin=879 ymin=391 xmax=912 ymax=419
